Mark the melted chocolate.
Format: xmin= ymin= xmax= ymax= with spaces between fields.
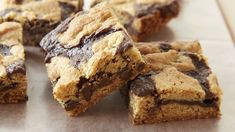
xmin=76 ymin=72 xmax=113 ymax=101
xmin=183 ymin=53 xmax=214 ymax=100
xmin=0 ymin=82 xmax=18 ymax=92
xmin=115 ymin=38 xmax=133 ymax=55
xmin=130 ymin=76 xmax=156 ymax=96
xmin=135 ymin=0 xmax=179 ymax=18
xmin=40 ymin=12 xmax=127 ymax=68
xmin=6 ymin=59 xmax=26 ymax=75
xmin=159 ymin=42 xmax=172 ymax=52
xmin=59 ymin=2 xmax=77 ymax=20
xmin=0 ymin=44 xmax=12 ymax=56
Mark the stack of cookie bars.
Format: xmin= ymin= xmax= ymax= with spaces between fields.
xmin=0 ymin=0 xmax=222 ymax=125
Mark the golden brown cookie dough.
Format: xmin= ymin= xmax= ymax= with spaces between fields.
xmin=123 ymin=41 xmax=222 ymax=124
xmin=90 ymin=0 xmax=180 ymax=41
xmin=0 ymin=22 xmax=27 ymax=103
xmin=40 ymin=4 xmax=145 ymax=117
xmin=0 ymin=0 xmax=83 ymax=46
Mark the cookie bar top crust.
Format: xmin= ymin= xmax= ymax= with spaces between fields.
xmin=90 ymin=0 xmax=180 ymax=41
xmin=40 ymin=5 xmax=144 ymax=116
xmin=40 ymin=5 xmax=139 ymax=70
xmin=0 ymin=22 xmax=27 ymax=103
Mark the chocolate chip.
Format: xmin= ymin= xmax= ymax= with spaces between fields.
xmin=0 ymin=44 xmax=12 ymax=56
xmin=64 ymin=100 xmax=80 ymax=111
xmin=203 ymin=99 xmax=215 ymax=105
xmin=0 ymin=82 xmax=18 ymax=92
xmin=81 ymin=86 xmax=93 ymax=101
xmin=130 ymin=76 xmax=156 ymax=96
xmin=120 ymin=69 xmax=132 ymax=80
xmin=159 ymin=42 xmax=172 ymax=52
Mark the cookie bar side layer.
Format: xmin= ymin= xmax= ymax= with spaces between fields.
xmin=0 ymin=22 xmax=27 ymax=103
xmin=40 ymin=5 xmax=145 ymax=116
xmin=127 ymin=41 xmax=222 ymax=124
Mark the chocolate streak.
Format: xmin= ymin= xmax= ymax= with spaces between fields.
xmin=0 ymin=44 xmax=26 ymax=76
xmin=130 ymin=75 xmax=156 ymax=96
xmin=40 ymin=12 xmax=130 ymax=68
xmin=0 ymin=44 xmax=12 ymax=56
xmin=0 ymin=82 xmax=18 ymax=92
xmin=183 ymin=53 xmax=215 ymax=100
xmin=6 ymin=59 xmax=26 ymax=75
xmin=130 ymin=52 xmax=217 ymax=107
xmin=59 ymin=2 xmax=77 ymax=20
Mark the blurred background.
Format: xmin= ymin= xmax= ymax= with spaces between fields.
xmin=217 ymin=0 xmax=235 ymax=43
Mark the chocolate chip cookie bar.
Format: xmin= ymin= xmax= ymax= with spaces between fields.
xmin=0 ymin=22 xmax=27 ymax=103
xmin=125 ymin=41 xmax=222 ymax=124
xmin=40 ymin=5 xmax=145 ymax=116
xmin=0 ymin=0 xmax=83 ymax=46
xmin=90 ymin=0 xmax=180 ymax=41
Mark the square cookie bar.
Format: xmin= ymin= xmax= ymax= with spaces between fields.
xmin=90 ymin=0 xmax=180 ymax=41
xmin=125 ymin=41 xmax=222 ymax=124
xmin=40 ymin=5 xmax=145 ymax=116
xmin=0 ymin=0 xmax=83 ymax=46
xmin=0 ymin=22 xmax=27 ymax=103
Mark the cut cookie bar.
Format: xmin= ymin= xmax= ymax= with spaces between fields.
xmin=125 ymin=41 xmax=222 ymax=124
xmin=0 ymin=0 xmax=83 ymax=46
xmin=0 ymin=22 xmax=27 ymax=103
xmin=40 ymin=5 xmax=145 ymax=116
xmin=90 ymin=0 xmax=180 ymax=41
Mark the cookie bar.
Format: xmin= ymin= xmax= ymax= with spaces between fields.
xmin=125 ymin=41 xmax=222 ymax=124
xmin=40 ymin=5 xmax=145 ymax=116
xmin=90 ymin=0 xmax=180 ymax=41
xmin=0 ymin=0 xmax=83 ymax=46
xmin=0 ymin=22 xmax=27 ymax=103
